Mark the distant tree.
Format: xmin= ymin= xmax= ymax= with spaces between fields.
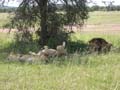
xmin=108 ymin=1 xmax=115 ymax=11
xmin=102 ymin=0 xmax=108 ymax=11
xmin=90 ymin=5 xmax=100 ymax=11
xmin=102 ymin=0 xmax=115 ymax=11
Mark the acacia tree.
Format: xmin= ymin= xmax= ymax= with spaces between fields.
xmin=1 ymin=0 xmax=88 ymax=47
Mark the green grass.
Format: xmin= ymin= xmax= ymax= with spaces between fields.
xmin=86 ymin=11 xmax=120 ymax=24
xmin=0 ymin=55 xmax=119 ymax=90
xmin=1 ymin=11 xmax=120 ymax=28
xmin=71 ymin=33 xmax=120 ymax=47
xmin=0 ymin=32 xmax=120 ymax=90
xmin=0 ymin=13 xmax=11 ymax=28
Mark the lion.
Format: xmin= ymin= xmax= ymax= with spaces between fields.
xmin=88 ymin=38 xmax=112 ymax=53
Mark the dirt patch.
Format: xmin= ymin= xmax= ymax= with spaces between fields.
xmin=1 ymin=24 xmax=120 ymax=34
xmin=0 ymin=29 xmax=17 ymax=33
xmin=64 ymin=24 xmax=120 ymax=34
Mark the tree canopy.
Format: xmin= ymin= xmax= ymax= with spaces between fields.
xmin=1 ymin=0 xmax=88 ymax=47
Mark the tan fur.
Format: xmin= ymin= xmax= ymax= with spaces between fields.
xmin=29 ymin=51 xmax=37 ymax=56
xmin=29 ymin=42 xmax=67 ymax=60
xmin=18 ymin=55 xmax=34 ymax=62
xmin=56 ymin=41 xmax=67 ymax=56
xmin=7 ymin=52 xmax=21 ymax=61
xmin=29 ymin=46 xmax=57 ymax=57
xmin=41 ymin=47 xmax=57 ymax=57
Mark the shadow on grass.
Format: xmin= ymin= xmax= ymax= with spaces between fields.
xmin=0 ymin=39 xmax=88 ymax=54
xmin=0 ymin=40 xmax=41 ymax=54
xmin=67 ymin=40 xmax=88 ymax=54
xmin=0 ymin=39 xmax=90 ymax=65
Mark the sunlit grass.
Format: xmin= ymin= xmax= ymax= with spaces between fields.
xmin=0 ymin=13 xmax=12 ymax=28
xmin=0 ymin=53 xmax=120 ymax=90
xmin=87 ymin=11 xmax=120 ymax=24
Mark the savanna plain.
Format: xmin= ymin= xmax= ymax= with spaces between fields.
xmin=0 ymin=11 xmax=120 ymax=90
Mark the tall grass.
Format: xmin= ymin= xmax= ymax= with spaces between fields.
xmin=0 ymin=32 xmax=120 ymax=90
xmin=0 ymin=53 xmax=120 ymax=90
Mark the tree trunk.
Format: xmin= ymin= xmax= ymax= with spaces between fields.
xmin=39 ymin=0 xmax=48 ymax=46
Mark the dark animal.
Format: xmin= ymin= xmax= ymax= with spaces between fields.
xmin=88 ymin=38 xmax=112 ymax=53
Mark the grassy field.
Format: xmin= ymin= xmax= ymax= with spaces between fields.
xmin=0 ymin=13 xmax=12 ymax=28
xmin=86 ymin=11 xmax=120 ymax=25
xmin=0 ymin=32 xmax=120 ymax=90
xmin=0 ymin=11 xmax=120 ymax=90
xmin=0 ymin=11 xmax=120 ymax=28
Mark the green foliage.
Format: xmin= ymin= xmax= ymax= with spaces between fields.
xmin=12 ymin=0 xmax=88 ymax=46
xmin=67 ymin=40 xmax=88 ymax=53
xmin=0 ymin=7 xmax=16 ymax=13
xmin=47 ymin=30 xmax=69 ymax=48
xmin=0 ymin=32 xmax=40 ymax=54
xmin=88 ymin=5 xmax=120 ymax=12
xmin=10 ymin=40 xmax=40 ymax=54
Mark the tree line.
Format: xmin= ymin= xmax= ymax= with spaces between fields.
xmin=88 ymin=5 xmax=120 ymax=11
xmin=1 ymin=5 xmax=120 ymax=13
xmin=0 ymin=7 xmax=16 ymax=13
